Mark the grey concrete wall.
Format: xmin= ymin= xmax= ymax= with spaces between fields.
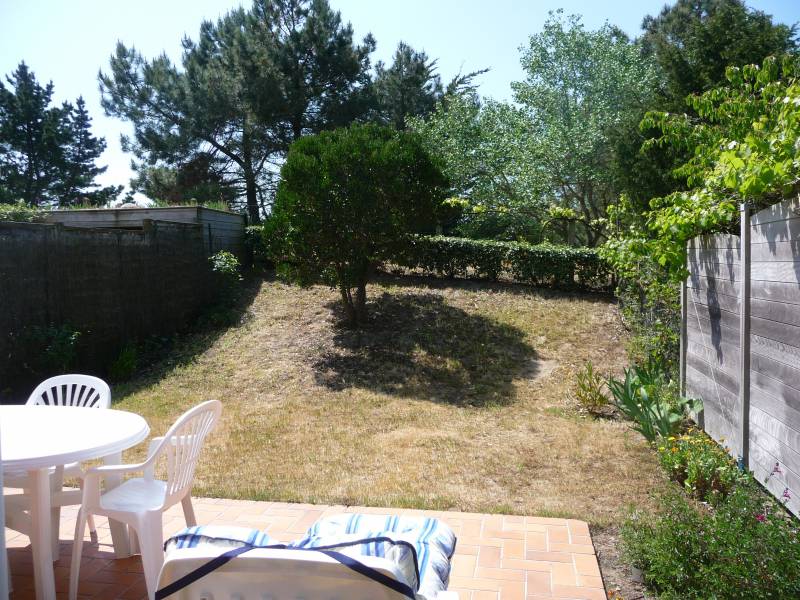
xmin=0 ymin=220 xmax=211 ymax=393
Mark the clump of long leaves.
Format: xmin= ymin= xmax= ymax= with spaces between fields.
xmin=607 ymin=360 xmax=701 ymax=442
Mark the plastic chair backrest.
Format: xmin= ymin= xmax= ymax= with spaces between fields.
xmin=26 ymin=374 xmax=111 ymax=409
xmin=155 ymin=400 xmax=221 ymax=507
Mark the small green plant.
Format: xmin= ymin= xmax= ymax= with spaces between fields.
xmin=657 ymin=429 xmax=747 ymax=504
xmin=606 ymin=360 xmax=701 ymax=442
xmin=245 ymin=225 xmax=270 ymax=265
xmin=210 ymin=250 xmax=242 ymax=302
xmin=108 ymin=343 xmax=138 ymax=382
xmin=622 ymin=488 xmax=800 ymax=599
xmin=573 ymin=362 xmax=610 ymax=416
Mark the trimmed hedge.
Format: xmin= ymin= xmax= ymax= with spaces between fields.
xmin=393 ymin=236 xmax=612 ymax=291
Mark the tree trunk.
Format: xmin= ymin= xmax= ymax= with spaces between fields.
xmin=339 ymin=284 xmax=357 ymax=326
xmin=242 ymin=117 xmax=261 ymax=224
xmin=244 ymin=170 xmax=260 ymax=224
xmin=355 ymin=282 xmax=367 ymax=324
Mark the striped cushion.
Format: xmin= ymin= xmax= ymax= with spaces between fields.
xmin=163 ymin=514 xmax=457 ymax=600
xmin=165 ymin=525 xmax=274 ymax=551
xmin=295 ymin=514 xmax=457 ymax=599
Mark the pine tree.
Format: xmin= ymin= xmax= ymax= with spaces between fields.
xmin=100 ymin=0 xmax=376 ymax=222
xmin=0 ymin=63 xmax=68 ymax=205
xmin=57 ymin=97 xmax=118 ymax=205
xmin=374 ymin=42 xmax=443 ymax=130
xmin=641 ymin=0 xmax=798 ymax=111
xmin=0 ymin=64 xmax=118 ymax=207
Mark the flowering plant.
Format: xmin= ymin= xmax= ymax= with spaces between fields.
xmin=656 ymin=429 xmax=747 ymax=504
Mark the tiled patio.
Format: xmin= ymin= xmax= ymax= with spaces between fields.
xmin=5 ymin=497 xmax=606 ymax=600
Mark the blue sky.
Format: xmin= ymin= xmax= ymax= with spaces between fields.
xmin=1 ymin=0 xmax=798 ymax=194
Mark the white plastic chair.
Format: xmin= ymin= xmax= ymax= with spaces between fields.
xmin=4 ymin=375 xmax=111 ymax=539
xmin=69 ymin=400 xmax=222 ymax=600
xmin=157 ymin=548 xmax=459 ymax=599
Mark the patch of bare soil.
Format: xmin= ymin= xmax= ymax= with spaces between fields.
xmin=592 ymin=526 xmax=654 ymax=600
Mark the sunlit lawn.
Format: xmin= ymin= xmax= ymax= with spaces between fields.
xmin=114 ymin=273 xmax=662 ymax=527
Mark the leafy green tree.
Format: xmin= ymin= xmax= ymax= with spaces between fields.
xmin=613 ymin=0 xmax=799 ymax=211
xmin=100 ymin=0 xmax=375 ymax=222
xmin=409 ymin=94 xmax=547 ymax=241
xmin=605 ymin=56 xmax=800 ymax=280
xmin=641 ymin=0 xmax=798 ymax=111
xmin=511 ymin=12 xmax=659 ymax=246
xmin=268 ymin=124 xmax=448 ymax=325
xmin=0 ymin=63 xmax=69 ymax=205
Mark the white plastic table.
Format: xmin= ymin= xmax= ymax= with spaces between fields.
xmin=1 ymin=405 xmax=149 ymax=600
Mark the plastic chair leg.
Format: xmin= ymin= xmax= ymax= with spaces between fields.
xmin=68 ymin=508 xmax=89 ymax=600
xmin=87 ymin=514 xmax=97 ymax=538
xmin=181 ymin=496 xmax=197 ymax=527
xmin=135 ymin=514 xmax=165 ymax=600
xmin=129 ymin=527 xmax=140 ymax=555
xmin=79 ymin=478 xmax=97 ymax=537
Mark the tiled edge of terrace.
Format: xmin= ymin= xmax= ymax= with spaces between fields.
xmin=5 ymin=497 xmax=606 ymax=600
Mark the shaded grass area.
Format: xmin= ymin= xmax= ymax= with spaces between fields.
xmin=114 ymin=273 xmax=663 ymax=526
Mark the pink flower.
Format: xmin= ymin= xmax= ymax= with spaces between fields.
xmin=755 ymin=513 xmax=767 ymax=523
xmin=782 ymin=488 xmax=792 ymax=501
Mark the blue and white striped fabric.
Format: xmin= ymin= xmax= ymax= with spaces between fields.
xmin=165 ymin=525 xmax=274 ymax=552
xmin=294 ymin=514 xmax=457 ymax=600
xmin=163 ymin=515 xmax=456 ymax=599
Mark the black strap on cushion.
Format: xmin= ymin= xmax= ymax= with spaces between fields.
xmin=155 ymin=543 xmax=416 ymax=600
xmin=155 ymin=544 xmax=253 ymax=599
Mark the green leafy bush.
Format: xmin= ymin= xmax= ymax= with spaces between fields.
xmin=657 ymin=430 xmax=748 ymax=505
xmin=269 ymin=124 xmax=449 ymax=326
xmin=616 ymin=268 xmax=681 ymax=377
xmin=0 ymin=201 xmax=47 ymax=222
xmin=573 ymin=362 xmax=610 ymax=416
xmin=394 ymin=236 xmax=612 ymax=291
xmin=622 ymin=488 xmax=800 ymax=599
xmin=244 ymin=225 xmax=270 ymax=265
xmin=210 ymin=250 xmax=242 ymax=301
xmin=606 ymin=360 xmax=701 ymax=442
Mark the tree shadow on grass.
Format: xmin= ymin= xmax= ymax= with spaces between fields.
xmin=313 ymin=291 xmax=538 ymax=407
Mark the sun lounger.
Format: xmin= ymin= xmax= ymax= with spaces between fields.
xmin=157 ymin=514 xmax=458 ymax=599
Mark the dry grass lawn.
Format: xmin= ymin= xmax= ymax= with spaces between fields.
xmin=115 ymin=274 xmax=663 ymax=527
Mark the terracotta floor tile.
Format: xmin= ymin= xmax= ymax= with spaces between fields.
xmin=551 ymin=584 xmax=606 ymax=599
xmin=474 ymin=566 xmax=524 ymax=582
xmin=452 ymin=554 xmax=478 ymax=578
xmin=477 ymin=545 xmax=502 ymax=568
xmin=502 ymin=539 xmax=525 ymax=560
xmin=526 ymin=570 xmax=552 ymax=594
xmin=550 ymin=562 xmax=578 ymax=587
